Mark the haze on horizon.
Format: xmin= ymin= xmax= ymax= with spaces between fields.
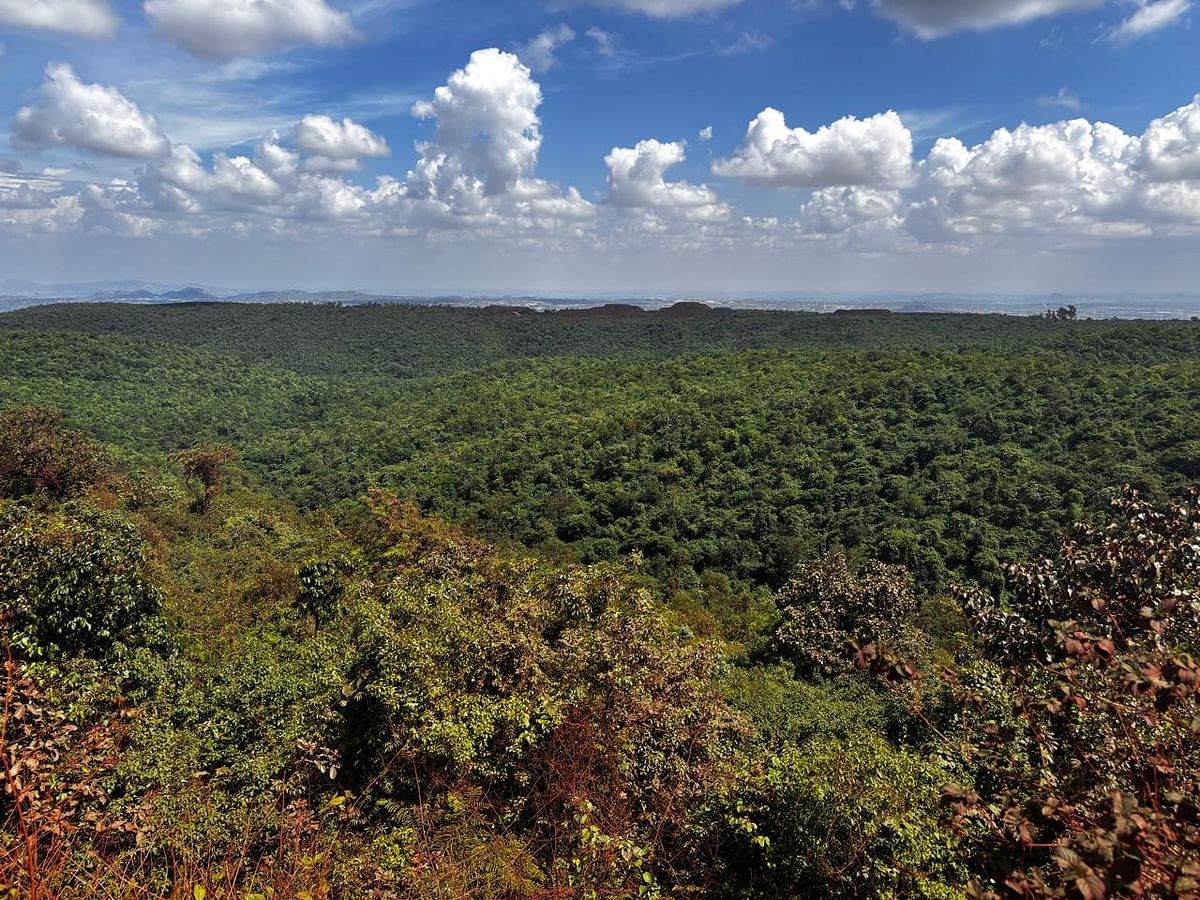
xmin=1 ymin=0 xmax=1198 ymax=294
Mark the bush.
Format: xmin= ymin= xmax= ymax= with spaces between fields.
xmin=736 ymin=733 xmax=967 ymax=899
xmin=942 ymin=489 xmax=1200 ymax=897
xmin=336 ymin=492 xmax=747 ymax=894
xmin=0 ymin=500 xmax=160 ymax=659
xmin=773 ymin=552 xmax=926 ymax=678
xmin=0 ymin=406 xmax=111 ymax=501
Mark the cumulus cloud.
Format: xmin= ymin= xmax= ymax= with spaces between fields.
xmin=713 ymin=108 xmax=914 ymax=188
xmin=6 ymin=41 xmax=1200 ymax=272
xmin=606 ymin=139 xmax=725 ymax=215
xmin=294 ymin=115 xmax=389 ymax=170
xmin=906 ymin=118 xmax=1141 ymax=240
xmin=54 ymin=47 xmax=598 ymax=240
xmin=1108 ymin=0 xmax=1191 ymax=42
xmin=256 ymin=129 xmax=299 ymax=180
xmin=410 ymin=48 xmax=543 ymax=196
xmin=801 ymin=186 xmax=904 ymax=235
xmin=0 ymin=0 xmax=117 ymax=39
xmin=1139 ymin=95 xmax=1200 ymax=180
xmin=144 ymin=0 xmax=356 ymax=58
xmin=3 ymin=48 xmax=583 ymax=241
xmin=868 ymin=0 xmax=1104 ymax=38
xmin=517 ymin=24 xmax=576 ymax=73
xmin=152 ymin=144 xmax=282 ymax=207
xmin=13 ymin=63 xmax=170 ymax=158
xmin=0 ymin=193 xmax=84 ymax=232
xmin=704 ymin=93 xmax=1200 ymax=247
xmin=136 ymin=133 xmax=380 ymax=223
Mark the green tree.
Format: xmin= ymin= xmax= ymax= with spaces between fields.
xmin=0 ymin=406 xmax=111 ymax=501
xmin=176 ymin=444 xmax=237 ymax=515
xmin=0 ymin=500 xmax=160 ymax=658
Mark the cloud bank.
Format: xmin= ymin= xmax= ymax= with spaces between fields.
xmin=3 ymin=46 xmax=1200 ymax=285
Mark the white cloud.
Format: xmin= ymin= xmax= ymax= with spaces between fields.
xmin=715 ymin=30 xmax=772 ymax=55
xmin=1038 ymin=87 xmax=1082 ymax=112
xmin=2 ymin=48 xmax=592 ymax=241
xmin=1139 ymin=95 xmax=1200 ymax=180
xmin=801 ymin=186 xmax=904 ymax=235
xmin=606 ymin=139 xmax=726 ymax=218
xmin=68 ymin=47 xmax=597 ymax=239
xmin=586 ymin=26 xmax=619 ymax=57
xmin=410 ymin=49 xmax=543 ymax=197
xmin=570 ymin=0 xmax=742 ymax=18
xmin=0 ymin=0 xmax=117 ymax=39
xmin=517 ymin=24 xmax=576 ymax=73
xmin=147 ymin=143 xmax=282 ymax=210
xmin=13 ymin=63 xmax=170 ymax=159
xmin=6 ymin=43 xmax=1200 ymax=284
xmin=698 ymin=126 xmax=713 ymax=142
xmin=906 ymin=118 xmax=1141 ymax=240
xmin=713 ymin=108 xmax=914 ymax=188
xmin=0 ymin=193 xmax=84 ymax=232
xmin=144 ymin=0 xmax=356 ymax=58
xmin=868 ymin=0 xmax=1104 ymax=38
xmin=294 ymin=115 xmax=390 ymax=162
xmin=1109 ymin=0 xmax=1191 ymax=42
xmin=256 ymin=130 xmax=300 ymax=180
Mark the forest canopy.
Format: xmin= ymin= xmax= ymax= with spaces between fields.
xmin=1 ymin=303 xmax=1198 ymax=898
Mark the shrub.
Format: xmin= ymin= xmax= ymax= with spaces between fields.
xmin=734 ymin=733 xmax=967 ymax=899
xmin=0 ymin=406 xmax=111 ymax=501
xmin=336 ymin=492 xmax=747 ymax=894
xmin=942 ymin=489 xmax=1200 ymax=898
xmin=0 ymin=500 xmax=160 ymax=659
xmin=774 ymin=552 xmax=925 ymax=679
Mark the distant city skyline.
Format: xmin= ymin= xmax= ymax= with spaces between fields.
xmin=1 ymin=0 xmax=1199 ymax=291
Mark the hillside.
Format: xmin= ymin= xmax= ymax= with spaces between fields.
xmin=3 ymin=306 xmax=1200 ymax=624
xmin=2 ymin=304 xmax=1199 ymax=896
xmin=7 ymin=301 xmax=1200 ymax=379
xmin=1 ymin=401 xmax=1196 ymax=898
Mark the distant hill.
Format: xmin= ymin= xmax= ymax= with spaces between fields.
xmin=556 ymin=303 xmax=647 ymax=318
xmin=4 ymin=300 xmax=1200 ymax=382
xmin=159 ymin=287 xmax=215 ymax=301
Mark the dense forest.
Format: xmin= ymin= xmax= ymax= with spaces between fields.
xmin=4 ymin=305 xmax=1200 ymax=621
xmin=1 ymin=303 xmax=1198 ymax=897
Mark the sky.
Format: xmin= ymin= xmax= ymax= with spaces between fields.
xmin=0 ymin=0 xmax=1198 ymax=294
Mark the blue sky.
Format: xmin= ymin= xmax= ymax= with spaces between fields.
xmin=0 ymin=0 xmax=1198 ymax=293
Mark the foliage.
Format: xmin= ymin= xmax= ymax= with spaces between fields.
xmin=339 ymin=492 xmax=747 ymax=895
xmin=175 ymin=444 xmax=237 ymax=515
xmin=896 ymin=490 xmax=1200 ymax=898
xmin=734 ymin=733 xmax=967 ymax=899
xmin=0 ymin=405 xmax=111 ymax=501
xmin=10 ymin=301 xmax=1187 ymax=380
xmin=721 ymin=663 xmax=891 ymax=746
xmin=1 ymin=298 xmax=1199 ymax=898
xmin=773 ymin=552 xmax=923 ymax=678
xmin=7 ymin=333 xmax=1200 ymax=614
xmin=294 ymin=555 xmax=355 ymax=628
xmin=0 ymin=500 xmax=161 ymax=659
